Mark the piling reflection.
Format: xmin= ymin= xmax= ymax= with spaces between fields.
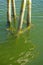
xmin=0 ymin=29 xmax=39 ymax=65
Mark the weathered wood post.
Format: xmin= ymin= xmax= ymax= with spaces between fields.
xmin=18 ymin=0 xmax=27 ymax=31
xmin=27 ymin=0 xmax=31 ymax=26
xmin=7 ymin=0 xmax=11 ymax=27
xmin=11 ymin=0 xmax=16 ymax=21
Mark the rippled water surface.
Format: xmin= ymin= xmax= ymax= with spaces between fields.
xmin=0 ymin=0 xmax=43 ymax=65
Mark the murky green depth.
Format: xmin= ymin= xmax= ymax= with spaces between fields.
xmin=0 ymin=0 xmax=43 ymax=65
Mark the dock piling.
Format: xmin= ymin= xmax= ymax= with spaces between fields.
xmin=7 ymin=0 xmax=16 ymax=27
xmin=27 ymin=0 xmax=31 ymax=26
xmin=7 ymin=0 xmax=11 ymax=27
xmin=18 ymin=0 xmax=27 ymax=31
xmin=7 ymin=0 xmax=31 ymax=32
xmin=18 ymin=0 xmax=31 ymax=32
xmin=11 ymin=0 xmax=16 ymax=21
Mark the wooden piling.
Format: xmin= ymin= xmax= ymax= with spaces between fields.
xmin=11 ymin=0 xmax=16 ymax=21
xmin=27 ymin=0 xmax=31 ymax=26
xmin=18 ymin=0 xmax=27 ymax=31
xmin=7 ymin=0 xmax=11 ymax=27
xmin=7 ymin=0 xmax=31 ymax=32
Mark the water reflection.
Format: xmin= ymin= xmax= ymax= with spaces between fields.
xmin=0 ymin=29 xmax=39 ymax=65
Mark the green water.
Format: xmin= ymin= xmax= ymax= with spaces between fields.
xmin=0 ymin=0 xmax=43 ymax=65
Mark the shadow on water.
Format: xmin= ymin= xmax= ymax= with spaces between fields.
xmin=0 ymin=25 xmax=39 ymax=65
